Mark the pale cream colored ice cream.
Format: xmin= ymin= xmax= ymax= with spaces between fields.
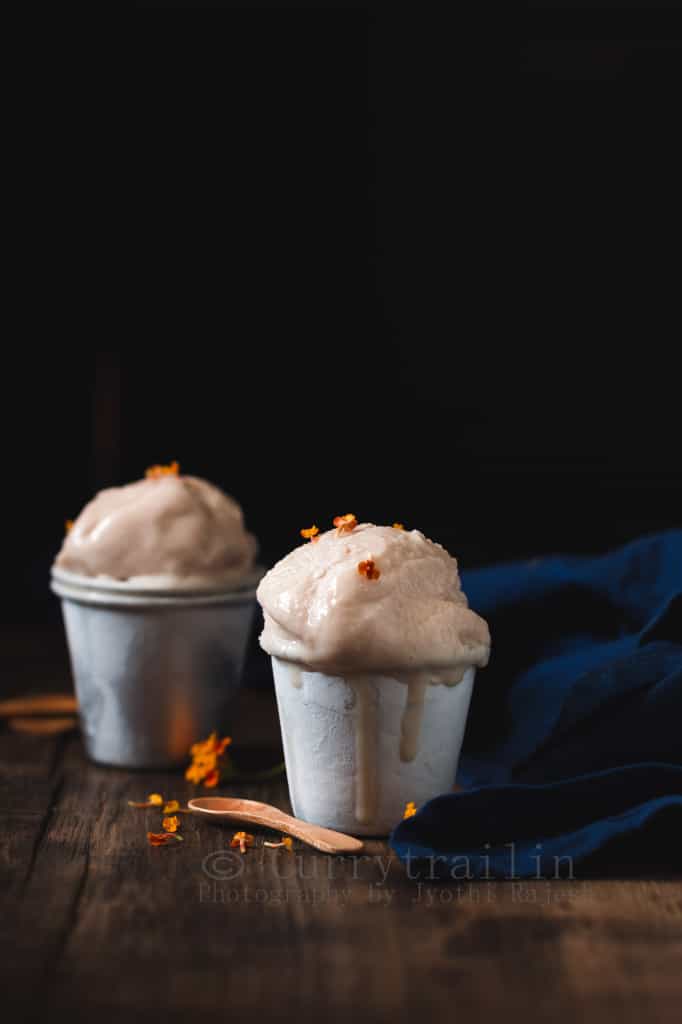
xmin=258 ymin=522 xmax=490 ymax=680
xmin=55 ymin=473 xmax=257 ymax=587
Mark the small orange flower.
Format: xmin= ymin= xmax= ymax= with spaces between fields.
xmin=230 ymin=831 xmax=255 ymax=854
xmin=147 ymin=831 xmax=183 ymax=846
xmin=162 ymin=815 xmax=180 ymax=833
xmin=392 ymin=522 xmax=405 ymax=530
xmin=300 ymin=525 xmax=319 ymax=541
xmin=186 ymin=732 xmax=232 ymax=787
xmin=146 ymin=461 xmax=180 ymax=479
xmin=358 ymin=559 xmax=380 ymax=581
xmin=148 ymin=832 xmax=171 ymax=847
xmin=333 ymin=513 xmax=357 ymax=533
xmin=65 ymin=519 xmax=74 ymax=534
xmin=264 ymin=836 xmax=293 ymax=852
xmin=163 ymin=801 xmax=180 ymax=814
xmin=403 ymin=801 xmax=417 ymax=819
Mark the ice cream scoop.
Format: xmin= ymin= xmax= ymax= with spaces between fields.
xmin=258 ymin=522 xmax=490 ymax=679
xmin=56 ymin=471 xmax=257 ymax=588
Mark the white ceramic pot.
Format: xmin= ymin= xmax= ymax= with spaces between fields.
xmin=51 ymin=567 xmax=262 ymax=768
xmin=271 ymin=656 xmax=476 ymax=836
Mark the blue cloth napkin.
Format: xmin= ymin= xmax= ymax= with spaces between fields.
xmin=390 ymin=531 xmax=682 ymax=878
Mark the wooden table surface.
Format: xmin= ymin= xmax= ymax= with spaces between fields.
xmin=1 ymin=625 xmax=681 ymax=1024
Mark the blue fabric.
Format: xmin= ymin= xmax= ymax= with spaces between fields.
xmin=390 ymin=531 xmax=682 ymax=878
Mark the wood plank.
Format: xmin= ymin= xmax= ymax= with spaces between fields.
xmin=0 ymin=731 xmax=68 ymax=899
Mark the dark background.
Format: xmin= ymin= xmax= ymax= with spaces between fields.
xmin=3 ymin=5 xmax=680 ymax=626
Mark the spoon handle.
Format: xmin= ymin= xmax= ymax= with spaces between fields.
xmin=225 ymin=810 xmax=363 ymax=854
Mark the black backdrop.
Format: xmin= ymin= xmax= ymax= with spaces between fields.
xmin=3 ymin=7 xmax=680 ymax=623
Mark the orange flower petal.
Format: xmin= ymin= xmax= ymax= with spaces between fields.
xmin=333 ymin=513 xmax=357 ymax=533
xmin=147 ymin=831 xmax=183 ymax=846
xmin=162 ymin=815 xmax=180 ymax=833
xmin=300 ymin=525 xmax=319 ymax=541
xmin=358 ymin=559 xmax=380 ymax=581
xmin=147 ymin=793 xmax=163 ymax=806
xmin=403 ymin=801 xmax=417 ymax=819
xmin=163 ymin=801 xmax=180 ymax=814
xmin=264 ymin=835 xmax=293 ymax=851
xmin=230 ymin=831 xmax=255 ymax=854
xmin=203 ymin=768 xmax=220 ymax=788
xmin=146 ymin=461 xmax=179 ymax=479
xmin=392 ymin=522 xmax=405 ymax=530
xmin=147 ymin=832 xmax=171 ymax=847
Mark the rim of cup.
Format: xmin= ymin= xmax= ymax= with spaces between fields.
xmin=50 ymin=565 xmax=265 ymax=608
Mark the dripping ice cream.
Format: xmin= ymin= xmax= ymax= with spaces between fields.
xmin=51 ymin=465 xmax=261 ymax=768
xmin=258 ymin=519 xmax=490 ymax=835
xmin=55 ymin=468 xmax=258 ymax=589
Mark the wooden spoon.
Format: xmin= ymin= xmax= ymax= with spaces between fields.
xmin=188 ymin=796 xmax=364 ymax=854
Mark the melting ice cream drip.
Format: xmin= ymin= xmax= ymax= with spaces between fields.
xmin=399 ymin=675 xmax=428 ymax=762
xmin=352 ymin=677 xmax=379 ymax=826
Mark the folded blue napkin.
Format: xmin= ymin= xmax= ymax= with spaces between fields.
xmin=390 ymin=531 xmax=682 ymax=877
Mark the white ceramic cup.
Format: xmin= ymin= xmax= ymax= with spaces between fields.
xmin=51 ymin=567 xmax=263 ymax=768
xmin=271 ymin=656 xmax=476 ymax=836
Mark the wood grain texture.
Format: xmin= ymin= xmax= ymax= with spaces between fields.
xmin=1 ymin=628 xmax=681 ymax=1024
xmin=8 ymin=716 xmax=77 ymax=735
xmin=0 ymin=694 xmax=78 ymax=718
